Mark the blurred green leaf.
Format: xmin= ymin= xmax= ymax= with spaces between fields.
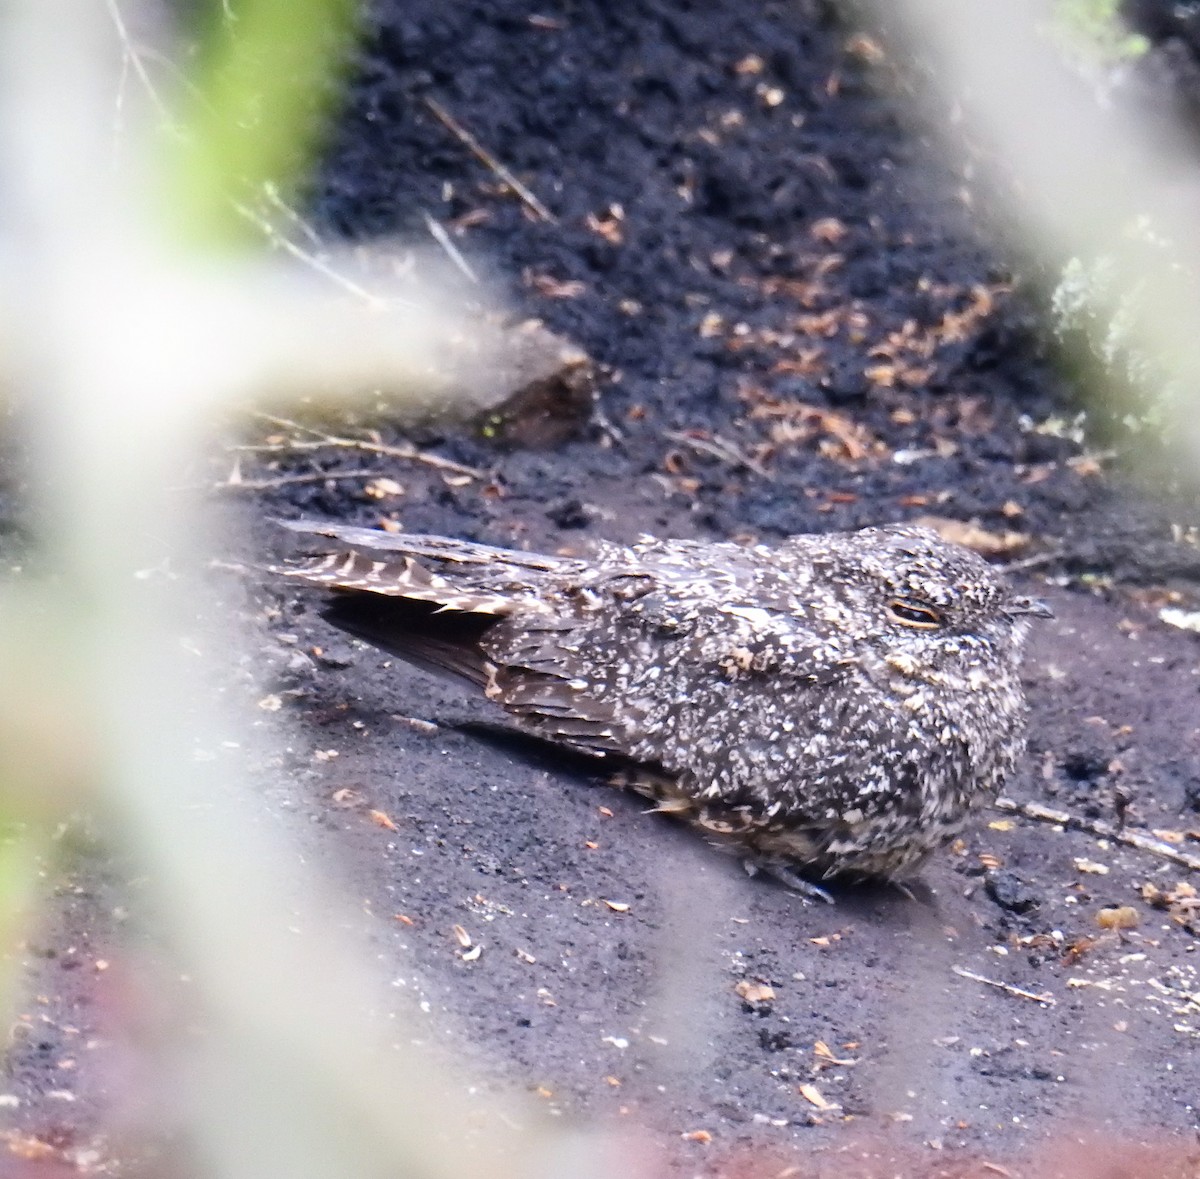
xmin=1049 ymin=0 xmax=1149 ymax=62
xmin=172 ymin=0 xmax=360 ymax=244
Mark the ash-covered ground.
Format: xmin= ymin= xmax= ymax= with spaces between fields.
xmin=7 ymin=2 xmax=1200 ymax=1175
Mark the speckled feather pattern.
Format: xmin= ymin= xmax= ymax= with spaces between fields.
xmin=275 ymin=520 xmax=1045 ymax=885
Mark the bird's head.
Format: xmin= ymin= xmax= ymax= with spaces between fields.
xmin=806 ymin=524 xmax=1051 ymax=678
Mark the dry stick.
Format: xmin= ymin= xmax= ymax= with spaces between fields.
xmin=663 ymin=429 xmax=775 ymax=481
xmin=421 ymin=210 xmax=479 ymax=285
xmin=245 ymin=411 xmax=486 ymax=479
xmin=262 ymin=181 xmax=324 ymax=249
xmin=993 ymin=796 xmax=1200 ymax=873
xmin=423 ymin=97 xmax=556 ymax=223
xmin=1000 ymin=546 xmax=1067 ymax=573
xmin=951 ymin=965 xmax=1056 ymax=1006
xmin=232 ymin=438 xmax=482 ymax=477
xmin=217 ymin=468 xmax=380 ymax=492
xmin=232 ymin=201 xmax=390 ymax=307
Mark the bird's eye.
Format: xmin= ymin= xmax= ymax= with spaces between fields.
xmin=887 ymin=598 xmax=943 ymax=629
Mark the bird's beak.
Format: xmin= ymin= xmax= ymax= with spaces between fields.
xmin=1006 ymin=595 xmax=1054 ymax=620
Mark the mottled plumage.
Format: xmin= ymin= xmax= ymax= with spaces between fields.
xmin=274 ymin=519 xmax=1050 ymax=898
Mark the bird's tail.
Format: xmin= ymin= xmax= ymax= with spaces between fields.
xmin=273 ymin=518 xmax=578 ymax=608
xmin=270 ymin=519 xmax=579 ymax=685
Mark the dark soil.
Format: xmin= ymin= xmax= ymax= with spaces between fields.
xmin=7 ymin=1 xmax=1200 ymax=1175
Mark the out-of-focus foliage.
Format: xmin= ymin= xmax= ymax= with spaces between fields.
xmin=0 ymin=819 xmax=40 ymax=1016
xmin=172 ymin=0 xmax=359 ymax=243
xmin=1048 ymin=0 xmax=1149 ymax=61
xmin=1050 ymin=216 xmax=1194 ymax=438
xmin=0 ymin=0 xmax=591 ymax=1168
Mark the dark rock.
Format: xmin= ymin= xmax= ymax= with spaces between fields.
xmin=546 ymin=497 xmax=592 ymax=529
xmin=985 ymin=869 xmax=1041 ymax=913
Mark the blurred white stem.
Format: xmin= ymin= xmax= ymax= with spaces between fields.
xmin=890 ymin=0 xmax=1200 ymax=458
xmin=0 ymin=3 xmax=560 ymax=1178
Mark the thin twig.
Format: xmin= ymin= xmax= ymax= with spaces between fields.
xmin=246 ymin=412 xmax=486 ymax=479
xmin=262 ymin=181 xmax=324 ymax=248
xmin=422 ymin=210 xmax=479 ymax=284
xmin=952 ymin=965 xmax=1056 ymax=1006
xmin=591 ymin=401 xmax=626 ymax=448
xmin=112 ymin=43 xmax=131 ymax=157
xmin=663 ymin=429 xmax=775 ymax=481
xmin=1000 ymin=546 xmax=1067 ymax=573
xmin=232 ymin=201 xmax=392 ymax=307
xmin=423 ymin=97 xmax=556 ymax=223
xmin=103 ymin=0 xmax=177 ymax=128
xmin=993 ymin=796 xmax=1200 ymax=873
xmin=217 ymin=468 xmax=380 ymax=492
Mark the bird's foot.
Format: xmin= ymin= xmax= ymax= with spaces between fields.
xmin=742 ymin=858 xmax=835 ymax=904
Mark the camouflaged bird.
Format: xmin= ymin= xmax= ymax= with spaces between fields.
xmin=275 ymin=519 xmax=1050 ymax=900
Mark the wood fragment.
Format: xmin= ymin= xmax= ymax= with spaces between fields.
xmin=368 ymin=810 xmax=398 ymax=831
xmin=952 ymin=965 xmax=1055 ymax=1006
xmin=734 ymin=980 xmax=776 ymax=1004
xmin=994 ymin=796 xmax=1200 ymax=873
xmin=424 ymin=97 xmax=556 ymax=223
xmin=797 ymin=1082 xmax=839 ymax=1110
xmin=1096 ymin=905 xmax=1139 ymax=931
